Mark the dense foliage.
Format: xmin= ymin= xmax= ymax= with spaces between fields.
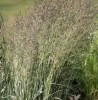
xmin=0 ymin=0 xmax=98 ymax=100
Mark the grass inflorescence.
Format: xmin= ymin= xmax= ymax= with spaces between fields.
xmin=0 ymin=0 xmax=98 ymax=100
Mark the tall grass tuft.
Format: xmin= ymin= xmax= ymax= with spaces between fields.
xmin=0 ymin=0 xmax=98 ymax=100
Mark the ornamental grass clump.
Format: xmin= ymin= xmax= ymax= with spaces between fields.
xmin=0 ymin=0 xmax=98 ymax=100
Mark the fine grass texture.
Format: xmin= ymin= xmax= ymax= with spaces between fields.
xmin=84 ymin=31 xmax=98 ymax=100
xmin=0 ymin=0 xmax=98 ymax=100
